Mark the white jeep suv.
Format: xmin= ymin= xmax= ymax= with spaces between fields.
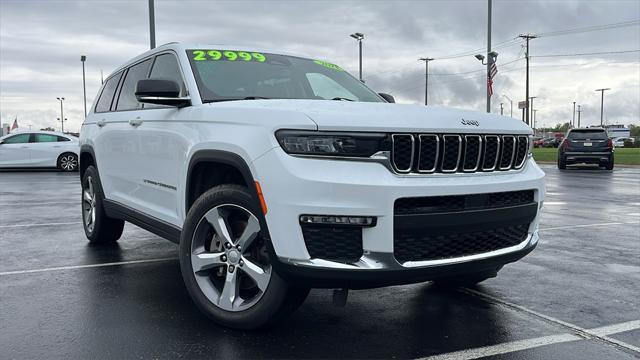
xmin=80 ymin=43 xmax=545 ymax=329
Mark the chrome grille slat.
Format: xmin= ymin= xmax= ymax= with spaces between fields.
xmin=417 ymin=134 xmax=439 ymax=173
xmin=390 ymin=133 xmax=526 ymax=174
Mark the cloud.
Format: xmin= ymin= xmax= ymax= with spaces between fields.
xmin=1 ymin=0 xmax=639 ymax=132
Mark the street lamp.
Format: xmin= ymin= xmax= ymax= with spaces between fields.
xmin=57 ymin=117 xmax=68 ymax=131
xmin=418 ymin=57 xmax=434 ymax=106
xmin=503 ymin=94 xmax=513 ymax=117
xmin=350 ymin=32 xmax=364 ymax=82
xmin=572 ymin=101 xmax=576 ymax=128
xmin=475 ymin=51 xmax=498 ymax=113
xmin=81 ymin=55 xmax=87 ymax=117
xmin=56 ymin=97 xmax=65 ymax=133
xmin=595 ymin=88 xmax=610 ymax=126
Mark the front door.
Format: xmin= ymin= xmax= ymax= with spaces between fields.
xmin=0 ymin=133 xmax=32 ymax=167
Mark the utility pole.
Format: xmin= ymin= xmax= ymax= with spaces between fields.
xmin=572 ymin=101 xmax=576 ymax=128
xmin=350 ymin=33 xmax=364 ymax=82
xmin=418 ymin=58 xmax=434 ymax=106
xmin=486 ymin=0 xmax=492 ymax=113
xmin=529 ymin=96 xmax=537 ymax=125
xmin=81 ymin=55 xmax=87 ymax=117
xmin=518 ymin=34 xmax=537 ymax=125
xmin=577 ymin=105 xmax=582 ymax=128
xmin=500 ymin=103 xmax=504 ymax=115
xmin=503 ymin=94 xmax=513 ymax=117
xmin=595 ymin=88 xmax=610 ymax=126
xmin=532 ymin=109 xmax=537 ymax=132
xmin=149 ymin=0 xmax=156 ymax=49
xmin=56 ymin=97 xmax=65 ymax=133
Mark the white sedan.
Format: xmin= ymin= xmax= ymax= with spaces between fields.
xmin=0 ymin=131 xmax=79 ymax=171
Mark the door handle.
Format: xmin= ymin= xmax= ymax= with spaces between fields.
xmin=129 ymin=118 xmax=143 ymax=127
xmin=97 ymin=119 xmax=106 ymax=127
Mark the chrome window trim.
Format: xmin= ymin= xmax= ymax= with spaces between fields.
xmin=462 ymin=135 xmax=483 ymax=172
xmin=441 ymin=135 xmax=462 ymax=173
xmin=514 ymin=135 xmax=529 ymax=169
xmin=499 ymin=135 xmax=517 ymax=170
xmin=391 ymin=134 xmax=415 ymax=173
xmin=417 ymin=134 xmax=439 ymax=173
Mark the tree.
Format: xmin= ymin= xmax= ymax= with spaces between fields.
xmin=629 ymin=124 xmax=640 ymax=137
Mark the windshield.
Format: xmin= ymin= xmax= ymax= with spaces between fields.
xmin=568 ymin=130 xmax=608 ymax=140
xmin=186 ymin=49 xmax=383 ymax=103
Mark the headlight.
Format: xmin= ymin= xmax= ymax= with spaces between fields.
xmin=275 ymin=130 xmax=390 ymax=157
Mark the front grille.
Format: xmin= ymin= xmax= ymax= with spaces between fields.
xmin=394 ymin=223 xmax=530 ymax=262
xmin=394 ymin=190 xmax=535 ymax=215
xmin=301 ymin=225 xmax=363 ymax=263
xmin=391 ymin=134 xmax=529 ymax=174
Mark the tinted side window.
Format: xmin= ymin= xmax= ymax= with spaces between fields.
xmin=149 ymin=54 xmax=185 ymax=96
xmin=57 ymin=136 xmax=71 ymax=142
xmin=3 ymin=134 xmax=30 ymax=144
xmin=95 ymin=71 xmax=123 ymax=113
xmin=116 ymin=59 xmax=152 ymax=111
xmin=34 ymin=134 xmax=58 ymax=143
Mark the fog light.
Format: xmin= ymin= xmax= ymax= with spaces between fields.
xmin=299 ymin=215 xmax=376 ymax=227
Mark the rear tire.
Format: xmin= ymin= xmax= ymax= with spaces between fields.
xmin=179 ymin=184 xmax=308 ymax=329
xmin=557 ymin=155 xmax=567 ymax=170
xmin=81 ymin=166 xmax=124 ymax=244
xmin=58 ymin=153 xmax=78 ymax=172
xmin=605 ymin=154 xmax=614 ymax=170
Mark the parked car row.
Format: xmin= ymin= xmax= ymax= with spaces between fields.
xmin=0 ymin=131 xmax=79 ymax=171
xmin=533 ymin=137 xmax=563 ymax=148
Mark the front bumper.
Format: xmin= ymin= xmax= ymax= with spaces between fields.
xmin=252 ymin=148 xmax=545 ymax=287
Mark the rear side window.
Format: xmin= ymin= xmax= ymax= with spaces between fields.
xmin=57 ymin=136 xmax=71 ymax=142
xmin=34 ymin=134 xmax=58 ymax=143
xmin=568 ymin=130 xmax=608 ymax=140
xmin=2 ymin=133 xmax=30 ymax=144
xmin=116 ymin=59 xmax=153 ymax=111
xmin=149 ymin=53 xmax=186 ymax=96
xmin=95 ymin=71 xmax=123 ymax=113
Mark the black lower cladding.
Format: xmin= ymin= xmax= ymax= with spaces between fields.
xmin=393 ymin=194 xmax=537 ymax=263
xmin=302 ymin=225 xmax=363 ymax=263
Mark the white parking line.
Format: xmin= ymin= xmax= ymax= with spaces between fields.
xmin=457 ymin=288 xmax=640 ymax=355
xmin=0 ymin=221 xmax=82 ymax=228
xmin=0 ymin=201 xmax=78 ymax=206
xmin=0 ymin=257 xmax=177 ymax=276
xmin=542 ymin=201 xmax=567 ymax=205
xmin=539 ymin=222 xmax=625 ymax=231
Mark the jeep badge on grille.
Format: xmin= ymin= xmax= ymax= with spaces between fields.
xmin=461 ymin=118 xmax=480 ymax=126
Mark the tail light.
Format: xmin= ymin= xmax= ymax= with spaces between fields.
xmin=561 ymin=139 xmax=569 ymax=150
xmin=607 ymin=138 xmax=613 ymax=149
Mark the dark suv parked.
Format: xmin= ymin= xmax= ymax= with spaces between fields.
xmin=558 ymin=128 xmax=613 ymax=170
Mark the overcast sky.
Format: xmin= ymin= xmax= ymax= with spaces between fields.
xmin=1 ymin=0 xmax=639 ymax=133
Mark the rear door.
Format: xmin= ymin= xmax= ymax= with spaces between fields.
xmin=0 ymin=133 xmax=32 ymax=167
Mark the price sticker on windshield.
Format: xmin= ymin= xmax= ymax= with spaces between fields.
xmin=191 ymin=50 xmax=266 ymax=62
xmin=314 ymin=60 xmax=343 ymax=71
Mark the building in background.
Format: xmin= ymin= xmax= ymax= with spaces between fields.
xmin=604 ymin=124 xmax=630 ymax=138
xmin=1 ymin=123 xmax=10 ymax=136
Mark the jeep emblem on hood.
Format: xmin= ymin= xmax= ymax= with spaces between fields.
xmin=461 ymin=118 xmax=480 ymax=126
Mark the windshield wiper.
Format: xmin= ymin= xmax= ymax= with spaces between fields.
xmin=205 ymin=96 xmax=273 ymax=103
xmin=331 ymin=97 xmax=355 ymax=101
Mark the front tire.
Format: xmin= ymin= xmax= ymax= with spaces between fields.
xmin=81 ymin=166 xmax=124 ymax=244
xmin=179 ymin=184 xmax=308 ymax=329
xmin=58 ymin=153 xmax=78 ymax=172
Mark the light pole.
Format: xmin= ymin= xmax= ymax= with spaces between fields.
xmin=532 ymin=109 xmax=537 ymax=132
xmin=518 ymin=34 xmax=537 ymax=125
xmin=577 ymin=105 xmax=582 ymax=128
xmin=418 ymin=57 xmax=434 ymax=106
xmin=56 ymin=97 xmax=65 ymax=133
xmin=57 ymin=117 xmax=68 ymax=131
xmin=350 ymin=33 xmax=364 ymax=82
xmin=81 ymin=55 xmax=87 ymax=117
xmin=529 ymin=96 xmax=537 ymax=124
xmin=503 ymin=94 xmax=513 ymax=117
xmin=572 ymin=101 xmax=576 ymax=128
xmin=149 ymin=0 xmax=156 ymax=49
xmin=595 ymin=88 xmax=610 ymax=126
xmin=474 ymin=51 xmax=498 ymax=113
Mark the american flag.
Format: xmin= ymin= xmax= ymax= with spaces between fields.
xmin=10 ymin=117 xmax=18 ymax=132
xmin=487 ymin=62 xmax=498 ymax=97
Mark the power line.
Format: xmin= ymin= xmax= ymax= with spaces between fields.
xmin=533 ymin=49 xmax=640 ymax=58
xmin=536 ymin=19 xmax=640 ymax=38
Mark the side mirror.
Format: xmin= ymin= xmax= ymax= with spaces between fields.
xmin=135 ymin=79 xmax=191 ymax=108
xmin=378 ymin=93 xmax=395 ymax=103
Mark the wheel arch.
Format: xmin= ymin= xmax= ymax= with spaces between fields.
xmin=79 ymin=145 xmax=97 ymax=180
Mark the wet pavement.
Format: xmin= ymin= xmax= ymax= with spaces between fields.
xmin=1 ymin=165 xmax=639 ymax=359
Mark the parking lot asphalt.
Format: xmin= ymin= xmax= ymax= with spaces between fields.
xmin=1 ymin=165 xmax=639 ymax=359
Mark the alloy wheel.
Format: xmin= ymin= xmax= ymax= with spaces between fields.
xmin=82 ymin=176 xmax=96 ymax=233
xmin=190 ymin=204 xmax=271 ymax=312
xmin=60 ymin=155 xmax=78 ymax=171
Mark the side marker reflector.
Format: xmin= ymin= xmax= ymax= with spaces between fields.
xmin=255 ymin=181 xmax=268 ymax=215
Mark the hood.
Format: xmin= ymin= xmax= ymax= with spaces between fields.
xmin=209 ymin=99 xmax=532 ymax=134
